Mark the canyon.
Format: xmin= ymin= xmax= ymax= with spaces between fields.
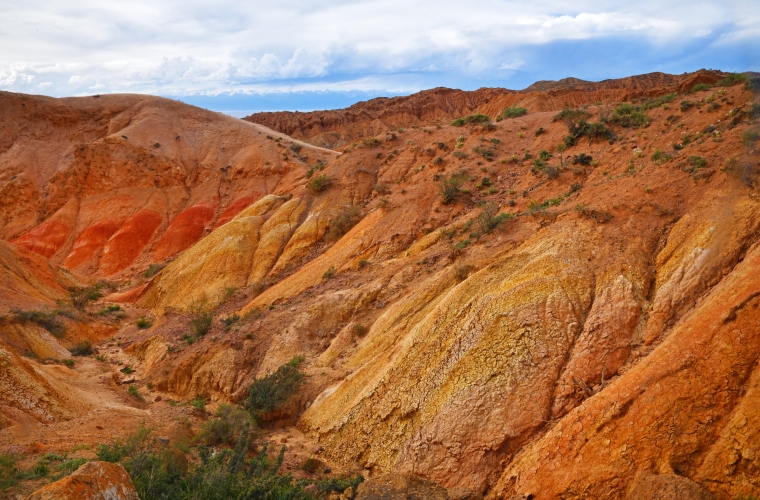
xmin=1 ymin=69 xmax=759 ymax=499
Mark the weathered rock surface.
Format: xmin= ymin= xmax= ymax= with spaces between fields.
xmin=26 ymin=461 xmax=139 ymax=500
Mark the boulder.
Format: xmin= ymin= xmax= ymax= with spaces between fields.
xmin=26 ymin=461 xmax=139 ymax=500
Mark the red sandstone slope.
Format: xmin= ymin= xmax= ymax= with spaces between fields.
xmin=0 ymin=92 xmax=337 ymax=278
xmin=244 ymin=70 xmax=724 ymax=148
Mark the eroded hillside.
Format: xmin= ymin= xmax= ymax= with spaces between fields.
xmin=1 ymin=73 xmax=760 ymax=499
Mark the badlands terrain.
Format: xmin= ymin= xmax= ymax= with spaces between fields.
xmin=0 ymin=69 xmax=759 ymax=498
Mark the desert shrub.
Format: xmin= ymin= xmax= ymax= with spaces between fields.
xmin=143 ymin=263 xmax=166 ymax=278
xmin=717 ymin=73 xmax=748 ymax=87
xmin=451 ymin=114 xmax=490 ymax=126
xmin=121 ymin=366 xmax=135 ymax=374
xmin=572 ymin=153 xmax=593 ymax=165
xmin=56 ymin=457 xmax=88 ymax=477
xmin=136 ymin=317 xmax=153 ymax=329
xmin=189 ymin=398 xmax=206 ymax=412
xmin=544 ymin=165 xmax=560 ymax=179
xmin=14 ymin=309 xmax=66 ymax=337
xmin=199 ymin=403 xmax=256 ymax=446
xmin=33 ymin=461 xmax=49 ymax=477
xmin=244 ymin=356 xmax=305 ymax=422
xmin=221 ymin=314 xmax=239 ymax=331
xmin=538 ymin=150 xmax=552 ymax=161
xmin=316 ymin=475 xmax=365 ymax=494
xmin=453 ymin=150 xmax=468 ymax=160
xmin=62 ymin=359 xmax=75 ymax=368
xmin=454 ymin=264 xmax=474 ymax=281
xmin=557 ymin=109 xmax=612 ymax=146
xmin=300 ymin=458 xmax=320 ymax=473
xmin=554 ymin=108 xmax=590 ymax=123
xmin=128 ymin=385 xmax=143 ymax=401
xmin=70 ymin=341 xmax=93 ymax=356
xmin=641 ymin=93 xmax=677 ymax=110
xmin=306 ymin=174 xmax=331 ymax=193
xmin=326 ymin=205 xmax=363 ymax=242
xmin=289 ymin=143 xmax=302 ymax=154
xmin=322 ymin=266 xmax=336 ymax=280
xmin=361 ymin=137 xmax=381 ymax=147
xmin=692 ymin=83 xmax=712 ymax=93
xmin=70 ymin=284 xmax=104 ymax=309
xmin=472 ymin=145 xmax=495 ymax=161
xmin=610 ymin=104 xmax=650 ymax=128
xmin=352 ymin=323 xmax=368 ymax=337
xmin=681 ymin=100 xmax=694 ymax=112
xmin=188 ymin=304 xmax=213 ymax=337
xmin=358 ymin=259 xmax=369 ymax=269
xmin=0 ymin=452 xmax=19 ymax=490
xmin=535 ymin=127 xmax=545 ymax=136
xmin=437 ymin=172 xmax=467 ymax=204
xmin=743 ymin=128 xmax=759 ymax=148
xmin=374 ymin=182 xmax=391 ymax=195
xmin=500 ymin=107 xmax=527 ymax=119
xmin=98 ymin=304 xmax=121 ymax=315
xmin=476 ymin=201 xmax=512 ymax=235
xmin=687 ymin=156 xmax=707 ymax=168
xmin=480 ymin=177 xmax=491 ymax=187
xmin=575 ymin=204 xmax=612 ymax=222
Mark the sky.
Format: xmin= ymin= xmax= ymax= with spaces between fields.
xmin=1 ymin=0 xmax=758 ymax=116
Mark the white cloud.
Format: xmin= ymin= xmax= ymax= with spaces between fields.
xmin=0 ymin=0 xmax=756 ymax=96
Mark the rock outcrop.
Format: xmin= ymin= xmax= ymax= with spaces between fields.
xmin=26 ymin=461 xmax=139 ymax=500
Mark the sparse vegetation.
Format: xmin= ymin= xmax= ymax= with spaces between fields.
xmin=221 ymin=314 xmax=240 ymax=331
xmin=198 ymin=404 xmax=256 ymax=447
xmin=189 ymin=304 xmax=213 ymax=337
xmin=610 ymin=103 xmax=650 ymax=128
xmin=98 ymin=304 xmax=121 ymax=315
xmin=136 ymin=316 xmax=153 ymax=329
xmin=306 ymin=174 xmax=331 ymax=193
xmin=692 ymin=83 xmax=712 ymax=93
xmin=455 ymin=264 xmax=474 ymax=281
xmin=475 ymin=201 xmax=512 ymax=235
xmin=14 ymin=308 xmax=66 ymax=337
xmin=717 ymin=73 xmax=748 ymax=87
xmin=680 ymin=100 xmax=694 ymax=112
xmin=437 ymin=171 xmax=467 ymax=204
xmin=70 ymin=283 xmax=105 ymax=309
xmin=70 ymin=341 xmax=93 ymax=356
xmin=352 ymin=323 xmax=368 ymax=337
xmin=499 ymin=107 xmax=527 ymax=120
xmin=572 ymin=153 xmax=593 ymax=166
xmin=143 ymin=263 xmax=166 ymax=278
xmin=322 ymin=266 xmax=336 ymax=280
xmin=472 ymin=145 xmax=495 ymax=161
xmin=326 ymin=205 xmax=363 ymax=242
xmin=128 ymin=385 xmax=143 ymax=401
xmin=244 ymin=356 xmax=305 ymax=422
xmin=451 ymin=114 xmax=491 ymax=126
xmin=575 ymin=204 xmax=612 ymax=222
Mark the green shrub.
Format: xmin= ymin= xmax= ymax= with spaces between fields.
xmin=687 ymin=156 xmax=707 ymax=168
xmin=33 ymin=461 xmax=49 ymax=477
xmin=610 ymin=104 xmax=650 ymax=128
xmin=289 ymin=143 xmax=302 ymax=154
xmin=244 ymin=357 xmax=305 ymax=421
xmin=56 ymin=457 xmax=88 ymax=476
xmin=306 ymin=174 xmax=331 ymax=193
xmin=472 ymin=145 xmax=495 ymax=161
xmin=14 ymin=309 xmax=66 ymax=337
xmin=189 ymin=398 xmax=206 ymax=412
xmin=743 ymin=128 xmax=759 ymax=148
xmin=641 ymin=93 xmax=677 ymax=110
xmin=70 ymin=284 xmax=104 ymax=309
xmin=362 ymin=137 xmax=381 ymax=147
xmin=535 ymin=127 xmax=545 ymax=136
xmin=0 ymin=452 xmax=19 ymax=491
xmin=500 ymin=107 xmax=527 ymax=119
xmin=221 ymin=314 xmax=240 ymax=331
xmin=143 ymin=263 xmax=166 ymax=278
xmin=121 ymin=366 xmax=135 ymax=374
xmin=554 ymin=108 xmax=590 ymax=123
xmin=352 ymin=323 xmax=368 ymax=337
xmin=538 ymin=150 xmax=552 ymax=161
xmin=451 ymin=114 xmax=490 ymax=126
xmin=62 ymin=359 xmax=75 ymax=368
xmin=717 ymin=73 xmax=749 ymax=87
xmin=681 ymin=100 xmax=694 ymax=112
xmin=136 ymin=317 xmax=153 ymax=329
xmin=322 ymin=266 xmax=336 ymax=280
xmin=189 ymin=305 xmax=213 ymax=337
xmin=128 ymin=385 xmax=143 ymax=401
xmin=437 ymin=172 xmax=466 ymax=204
xmin=476 ymin=201 xmax=512 ymax=235
xmin=316 ymin=475 xmax=365 ymax=493
xmin=198 ymin=404 xmax=255 ymax=446
xmin=326 ymin=205 xmax=363 ymax=242
xmin=692 ymin=83 xmax=712 ymax=93
xmin=572 ymin=153 xmax=593 ymax=165
xmin=98 ymin=304 xmax=121 ymax=315
xmin=70 ymin=341 xmax=93 ymax=356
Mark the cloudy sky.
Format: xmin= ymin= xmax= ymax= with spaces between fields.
xmin=1 ymin=0 xmax=758 ymax=115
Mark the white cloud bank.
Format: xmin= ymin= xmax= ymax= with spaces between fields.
xmin=0 ymin=0 xmax=758 ymax=97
